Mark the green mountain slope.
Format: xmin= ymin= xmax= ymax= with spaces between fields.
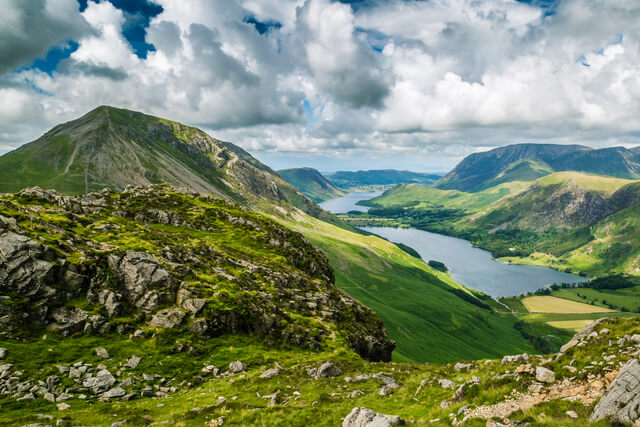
xmin=280 ymin=213 xmax=536 ymax=363
xmin=277 ymin=167 xmax=345 ymax=202
xmin=474 ymin=172 xmax=638 ymax=232
xmin=0 ymin=186 xmax=393 ymax=361
xmin=0 ymin=106 xmax=327 ymax=220
xmin=327 ymin=169 xmax=441 ymax=189
xmin=436 ymin=143 xmax=640 ymax=192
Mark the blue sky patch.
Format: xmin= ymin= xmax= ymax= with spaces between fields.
xmin=29 ymin=41 xmax=80 ymax=75
xmin=78 ymin=0 xmax=162 ymax=59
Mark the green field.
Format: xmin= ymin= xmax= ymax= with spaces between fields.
xmin=552 ymin=287 xmax=640 ymax=312
xmin=281 ymin=214 xmax=536 ymax=363
xmin=521 ymin=296 xmax=616 ymax=314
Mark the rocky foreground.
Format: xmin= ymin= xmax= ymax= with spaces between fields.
xmin=1 ymin=186 xmax=640 ymax=426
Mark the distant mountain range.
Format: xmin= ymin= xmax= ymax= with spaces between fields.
xmin=436 ymin=143 xmax=640 ymax=192
xmin=328 ymin=169 xmax=442 ymax=189
xmin=277 ymin=167 xmax=345 ymax=202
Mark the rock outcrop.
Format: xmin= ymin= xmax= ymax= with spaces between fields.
xmin=0 ymin=186 xmax=394 ymax=362
xmin=343 ymin=407 xmax=405 ymax=427
xmin=591 ymin=359 xmax=640 ymax=424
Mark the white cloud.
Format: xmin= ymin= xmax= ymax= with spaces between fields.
xmin=3 ymin=0 xmax=640 ymax=170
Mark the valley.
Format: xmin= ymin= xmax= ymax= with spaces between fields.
xmin=0 ymin=108 xmax=639 ymax=426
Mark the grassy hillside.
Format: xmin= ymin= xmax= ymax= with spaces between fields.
xmin=277 ymin=167 xmax=345 ymax=202
xmin=0 ymin=106 xmax=330 ymax=222
xmin=2 ymin=315 xmax=639 ymax=426
xmin=278 ymin=212 xmax=537 ymax=364
xmin=435 ymin=143 xmax=640 ymax=192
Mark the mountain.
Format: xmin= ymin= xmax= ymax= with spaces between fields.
xmin=277 ymin=167 xmax=345 ymax=202
xmin=474 ymin=172 xmax=640 ymax=232
xmin=327 ymin=169 xmax=442 ymax=189
xmin=436 ymin=143 xmax=640 ymax=192
xmin=0 ymin=106 xmax=324 ymax=219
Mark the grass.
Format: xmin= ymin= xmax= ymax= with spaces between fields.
xmin=552 ymin=287 xmax=640 ymax=312
xmin=546 ymin=320 xmax=595 ymax=331
xmin=274 ymin=212 xmax=537 ymax=364
xmin=521 ymin=296 xmax=617 ymax=314
xmin=3 ymin=317 xmax=638 ymax=426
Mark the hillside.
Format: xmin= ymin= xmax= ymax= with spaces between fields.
xmin=436 ymin=143 xmax=640 ymax=192
xmin=474 ymin=172 xmax=638 ymax=232
xmin=2 ymin=307 xmax=638 ymax=426
xmin=277 ymin=167 xmax=345 ymax=202
xmin=327 ymin=169 xmax=441 ymax=190
xmin=0 ymin=185 xmax=393 ymax=361
xmin=0 ymin=106 xmax=326 ymax=220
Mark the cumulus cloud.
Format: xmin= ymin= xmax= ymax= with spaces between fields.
xmin=3 ymin=0 xmax=640 ymax=170
xmin=0 ymin=0 xmax=91 ymax=74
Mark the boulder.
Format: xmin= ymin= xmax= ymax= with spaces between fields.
xmin=149 ymin=308 xmax=185 ymax=328
xmin=535 ymin=366 xmax=555 ymax=384
xmin=438 ymin=379 xmax=456 ymax=389
xmin=453 ymin=362 xmax=473 ymax=372
xmin=229 ymin=361 xmax=246 ymax=373
xmin=83 ymin=369 xmax=116 ymax=394
xmin=97 ymin=290 xmax=123 ymax=318
xmin=501 ymin=353 xmax=529 ymax=364
xmin=259 ymin=367 xmax=281 ymax=379
xmin=189 ymin=318 xmax=208 ymax=336
xmin=314 ymin=361 xmax=343 ymax=378
xmin=183 ymin=298 xmax=206 ymax=315
xmin=591 ymin=359 xmax=640 ymax=424
xmin=0 ymin=232 xmax=54 ymax=297
xmin=94 ymin=348 xmax=110 ymax=359
xmin=102 ymin=387 xmax=126 ymax=399
xmin=0 ymin=348 xmax=6 ymax=359
xmin=342 ymin=407 xmax=405 ymax=427
xmin=125 ymin=355 xmax=142 ymax=369
xmin=51 ymin=307 xmax=88 ymax=337
xmin=108 ymin=252 xmax=177 ymax=312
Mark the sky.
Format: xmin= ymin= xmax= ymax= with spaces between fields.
xmin=1 ymin=0 xmax=640 ymax=172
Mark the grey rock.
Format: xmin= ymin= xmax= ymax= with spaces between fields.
xmin=94 ymin=348 xmax=110 ymax=359
xmin=51 ymin=307 xmax=89 ymax=337
xmin=501 ymin=353 xmax=529 ymax=364
xmin=97 ymin=290 xmax=123 ymax=318
xmin=44 ymin=392 xmax=56 ymax=402
xmin=314 ymin=361 xmax=342 ymax=378
xmin=0 ymin=348 xmax=6 ymax=359
xmin=535 ymin=366 xmax=555 ymax=383
xmin=0 ymin=232 xmax=54 ymax=297
xmin=124 ymin=355 xmax=141 ymax=369
xmin=102 ymin=386 xmax=126 ymax=399
xmin=453 ymin=362 xmax=473 ymax=372
xmin=149 ymin=308 xmax=185 ymax=328
xmin=259 ymin=367 xmax=281 ymax=379
xmin=183 ymin=298 xmax=206 ymax=315
xmin=342 ymin=407 xmax=405 ymax=427
xmin=438 ymin=379 xmax=456 ymax=389
xmin=189 ymin=318 xmax=208 ymax=336
xmin=108 ymin=252 xmax=176 ymax=312
xmin=228 ymin=361 xmax=246 ymax=373
xmin=591 ymin=359 xmax=640 ymax=424
xmin=82 ymin=369 xmax=116 ymax=393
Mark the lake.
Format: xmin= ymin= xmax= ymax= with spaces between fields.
xmin=318 ymin=191 xmax=383 ymax=213
xmin=320 ymin=192 xmax=589 ymax=297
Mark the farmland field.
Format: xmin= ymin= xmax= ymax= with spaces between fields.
xmin=552 ymin=287 xmax=640 ymax=313
xmin=521 ymin=295 xmax=617 ymax=314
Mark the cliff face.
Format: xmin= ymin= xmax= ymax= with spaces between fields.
xmin=0 ymin=185 xmax=394 ymax=362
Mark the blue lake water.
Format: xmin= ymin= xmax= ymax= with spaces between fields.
xmin=318 ymin=191 xmax=383 ymax=213
xmin=321 ymin=192 xmax=589 ymax=297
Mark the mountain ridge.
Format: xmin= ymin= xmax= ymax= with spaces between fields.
xmin=277 ymin=167 xmax=345 ymax=202
xmin=436 ymin=143 xmax=640 ymax=192
xmin=0 ymin=106 xmax=328 ymax=221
